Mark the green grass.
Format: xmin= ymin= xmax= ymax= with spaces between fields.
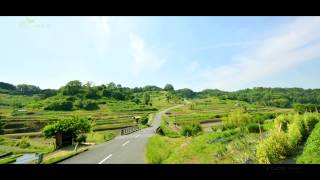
xmin=42 ymin=148 xmax=88 ymax=164
xmin=146 ymin=97 xmax=294 ymax=164
xmin=296 ymin=122 xmax=320 ymax=163
xmin=146 ymin=129 xmax=253 ymax=164
xmin=86 ymin=130 xmax=116 ymax=144
xmin=0 ymin=154 xmax=22 ymax=164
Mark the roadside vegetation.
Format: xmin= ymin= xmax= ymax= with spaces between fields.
xmin=146 ymin=96 xmax=320 ymax=164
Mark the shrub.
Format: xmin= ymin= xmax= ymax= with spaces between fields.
xmin=15 ymin=136 xmax=31 ymax=149
xmin=181 ymin=123 xmax=202 ymax=137
xmin=75 ymin=134 xmax=87 ymax=144
xmin=274 ymin=114 xmax=291 ymax=132
xmin=303 ymin=112 xmax=320 ymax=134
xmin=296 ymin=122 xmax=320 ymax=163
xmin=256 ymin=130 xmax=289 ymax=164
xmin=159 ymin=118 xmax=180 ymax=138
xmin=82 ymin=100 xmax=99 ymax=110
xmin=256 ymin=113 xmax=319 ymax=164
xmin=44 ymin=100 xmax=73 ymax=111
xmin=139 ymin=115 xmax=149 ymax=125
xmin=246 ymin=123 xmax=263 ymax=133
xmin=287 ymin=116 xmax=304 ymax=151
xmin=223 ymin=109 xmax=253 ymax=129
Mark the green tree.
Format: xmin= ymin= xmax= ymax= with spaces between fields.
xmin=16 ymin=84 xmax=41 ymax=96
xmin=61 ymin=80 xmax=82 ymax=96
xmin=164 ymin=84 xmax=174 ymax=92
xmin=43 ymin=116 xmax=92 ymax=140
xmin=83 ymin=82 xmax=100 ymax=99
xmin=175 ymin=88 xmax=196 ymax=98
xmin=0 ymin=114 xmax=5 ymax=131
xmin=44 ymin=100 xmax=73 ymax=111
xmin=143 ymin=93 xmax=151 ymax=105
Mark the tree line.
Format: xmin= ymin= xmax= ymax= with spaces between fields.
xmin=2 ymin=81 xmax=320 ymax=109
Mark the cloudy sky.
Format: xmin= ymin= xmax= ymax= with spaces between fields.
xmin=1 ymin=16 xmax=320 ymax=91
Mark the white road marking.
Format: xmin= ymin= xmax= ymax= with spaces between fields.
xmin=98 ymin=154 xmax=112 ymax=164
xmin=122 ymin=140 xmax=130 ymax=146
xmin=135 ymin=134 xmax=141 ymax=138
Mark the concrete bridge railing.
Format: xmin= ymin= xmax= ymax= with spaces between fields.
xmin=120 ymin=126 xmax=140 ymax=135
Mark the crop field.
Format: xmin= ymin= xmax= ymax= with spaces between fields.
xmin=146 ymin=97 xmax=320 ymax=164
xmin=0 ymin=90 xmax=183 ymax=163
xmin=166 ymin=97 xmax=292 ymax=126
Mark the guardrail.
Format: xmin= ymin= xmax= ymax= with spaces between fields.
xmin=120 ymin=126 xmax=140 ymax=135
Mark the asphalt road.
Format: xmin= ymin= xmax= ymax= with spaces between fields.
xmin=59 ymin=104 xmax=184 ymax=164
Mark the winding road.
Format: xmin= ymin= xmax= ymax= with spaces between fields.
xmin=59 ymin=104 xmax=184 ymax=164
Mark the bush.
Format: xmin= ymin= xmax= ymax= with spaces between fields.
xmin=296 ymin=122 xmax=320 ymax=163
xmin=75 ymin=134 xmax=87 ymax=144
xmin=256 ymin=113 xmax=320 ymax=164
xmin=246 ymin=123 xmax=262 ymax=133
xmin=303 ymin=113 xmax=320 ymax=134
xmin=82 ymin=100 xmax=99 ymax=110
xmin=44 ymin=100 xmax=73 ymax=111
xmin=159 ymin=118 xmax=180 ymax=138
xmin=287 ymin=116 xmax=304 ymax=151
xmin=223 ymin=109 xmax=253 ymax=129
xmin=139 ymin=115 xmax=149 ymax=125
xmin=181 ymin=123 xmax=202 ymax=137
xmin=256 ymin=130 xmax=289 ymax=164
xmin=274 ymin=114 xmax=291 ymax=132
xmin=15 ymin=136 xmax=31 ymax=149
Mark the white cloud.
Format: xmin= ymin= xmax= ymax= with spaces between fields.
xmin=129 ymin=33 xmax=166 ymax=76
xmin=192 ymin=17 xmax=320 ymax=91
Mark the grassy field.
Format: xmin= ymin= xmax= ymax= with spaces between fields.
xmin=145 ymin=97 xmax=309 ymax=164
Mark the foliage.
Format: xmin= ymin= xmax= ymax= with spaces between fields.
xmin=60 ymin=80 xmax=82 ymax=96
xmin=42 ymin=116 xmax=92 ymax=139
xmin=164 ymin=84 xmax=174 ymax=92
xmin=160 ymin=117 xmax=180 ymax=138
xmin=142 ymin=93 xmax=151 ymax=105
xmin=74 ymin=134 xmax=87 ymax=143
xmin=40 ymin=89 xmax=57 ymax=99
xmin=246 ymin=123 xmax=262 ymax=133
xmin=294 ymin=103 xmax=320 ymax=114
xmin=83 ymin=82 xmax=101 ymax=99
xmin=0 ymin=82 xmax=16 ymax=91
xmin=145 ymin=135 xmax=183 ymax=164
xmin=303 ymin=112 xmax=320 ymax=134
xmin=86 ymin=131 xmax=115 ymax=144
xmin=44 ymin=100 xmax=73 ymax=111
xmin=0 ymin=115 xmax=4 ymax=130
xmin=82 ymin=100 xmax=99 ymax=110
xmin=225 ymin=87 xmax=320 ymax=108
xmin=222 ymin=109 xmax=253 ymax=129
xmin=256 ymin=130 xmax=289 ymax=164
xmin=16 ymin=84 xmax=41 ymax=96
xmin=175 ymin=88 xmax=196 ymax=99
xmin=274 ymin=114 xmax=291 ymax=132
xmin=181 ymin=123 xmax=202 ymax=137
xmin=15 ymin=136 xmax=31 ymax=149
xmin=139 ymin=115 xmax=149 ymax=125
xmin=197 ymin=89 xmax=227 ymax=98
xmin=296 ymin=122 xmax=320 ymax=163
xmin=256 ymin=113 xmax=320 ymax=164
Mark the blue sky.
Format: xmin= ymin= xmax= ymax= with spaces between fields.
xmin=1 ymin=16 xmax=320 ymax=91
